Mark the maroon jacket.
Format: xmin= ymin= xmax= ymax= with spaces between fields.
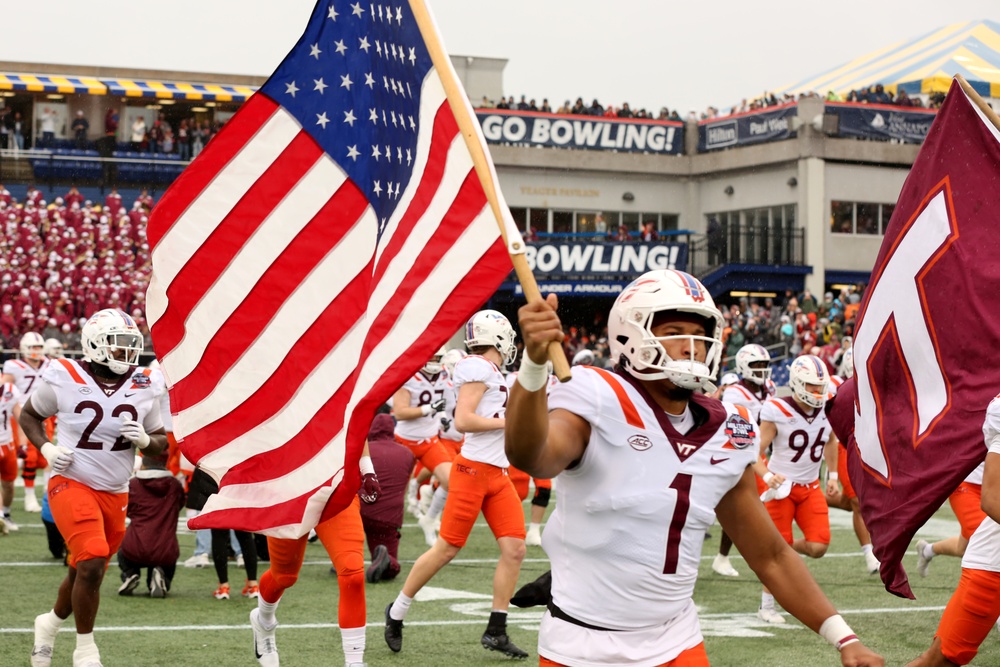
xmin=359 ymin=414 xmax=415 ymax=527
xmin=119 ymin=470 xmax=185 ymax=566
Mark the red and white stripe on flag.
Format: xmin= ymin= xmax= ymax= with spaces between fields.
xmin=146 ymin=70 xmax=515 ymax=538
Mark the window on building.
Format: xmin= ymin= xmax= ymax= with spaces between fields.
xmin=856 ymin=203 xmax=879 ymax=235
xmin=552 ymin=210 xmax=573 ymax=234
xmin=529 ymin=208 xmax=548 ymax=233
xmin=509 ymin=207 xmax=527 ymax=232
xmin=831 ymin=201 xmax=854 ymax=234
xmin=880 ymin=203 xmax=895 ymax=234
xmin=831 ymin=201 xmax=896 ymax=235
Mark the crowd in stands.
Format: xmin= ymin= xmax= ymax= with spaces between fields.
xmin=478 ymin=82 xmax=947 ymax=126
xmin=0 ymin=184 xmax=154 ymax=350
xmin=124 ymin=113 xmax=226 ymax=161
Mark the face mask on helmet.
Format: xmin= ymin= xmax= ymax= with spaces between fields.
xmin=81 ymin=309 xmax=144 ymax=375
xmin=735 ymin=344 xmax=772 ymax=386
xmin=422 ymin=346 xmax=447 ymax=376
xmin=20 ymin=332 xmax=45 ymax=362
xmin=608 ymin=270 xmax=724 ymax=391
xmin=789 ymin=355 xmax=829 ymax=409
xmin=464 ymin=310 xmax=517 ymax=368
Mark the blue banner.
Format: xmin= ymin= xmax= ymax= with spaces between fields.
xmin=826 ymin=103 xmax=936 ymax=144
xmin=510 ymin=281 xmax=628 ymax=297
xmin=697 ymin=104 xmax=797 ymax=152
xmin=476 ymin=111 xmax=684 ymax=155
xmin=524 ymin=241 xmax=688 ymax=276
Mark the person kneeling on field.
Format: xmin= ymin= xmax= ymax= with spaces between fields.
xmin=117 ymin=450 xmax=185 ymax=598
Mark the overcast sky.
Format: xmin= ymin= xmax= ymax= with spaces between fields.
xmin=0 ymin=1 xmax=995 ymax=113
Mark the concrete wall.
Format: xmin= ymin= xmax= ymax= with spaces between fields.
xmin=449 ymin=55 xmax=506 ymax=106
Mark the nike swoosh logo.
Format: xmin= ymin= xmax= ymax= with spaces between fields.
xmin=710 ymin=456 xmax=730 ymax=465
xmin=124 ymin=392 xmax=137 ymax=398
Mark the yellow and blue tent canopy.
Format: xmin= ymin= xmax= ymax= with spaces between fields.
xmin=101 ymin=79 xmax=257 ymax=102
xmin=0 ymin=73 xmax=105 ymax=95
xmin=775 ymin=19 xmax=1000 ymax=99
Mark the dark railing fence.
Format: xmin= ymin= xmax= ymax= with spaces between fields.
xmin=688 ymin=221 xmax=805 ymax=277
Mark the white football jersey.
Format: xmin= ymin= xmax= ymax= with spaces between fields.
xmin=394 ymin=370 xmax=449 ymax=441
xmin=145 ymin=367 xmax=173 ymax=432
xmin=721 ymin=382 xmax=768 ymax=421
xmin=760 ymin=396 xmax=831 ymax=485
xmin=961 ymin=396 xmax=1000 ymax=572
xmin=0 ymin=382 xmax=23 ymax=442
xmin=453 ymin=355 xmax=508 ymax=467
xmin=27 ymin=359 xmax=163 ymax=494
xmin=2 ymin=358 xmax=47 ymax=406
xmin=543 ymin=366 xmax=759 ymax=635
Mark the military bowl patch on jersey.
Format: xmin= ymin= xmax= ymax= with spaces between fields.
xmin=129 ymin=373 xmax=152 ymax=390
xmin=3 ymin=391 xmax=11 ymax=400
xmin=724 ymin=414 xmax=756 ymax=449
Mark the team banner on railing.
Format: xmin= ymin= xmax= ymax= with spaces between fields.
xmin=698 ymin=104 xmax=797 ymax=152
xmin=524 ymin=241 xmax=688 ymax=276
xmin=511 ymin=281 xmax=627 ymax=296
xmin=826 ymin=103 xmax=936 ymax=144
xmin=475 ymin=110 xmax=684 ymax=155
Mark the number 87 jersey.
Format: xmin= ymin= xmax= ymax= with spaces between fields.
xmin=27 ymin=358 xmax=163 ymax=494
xmin=759 ymin=396 xmax=830 ymax=485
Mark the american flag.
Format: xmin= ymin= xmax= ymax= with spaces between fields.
xmin=146 ymin=0 xmax=518 ymax=537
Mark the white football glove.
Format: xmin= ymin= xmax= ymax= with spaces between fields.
xmin=119 ymin=416 xmax=151 ymax=449
xmin=40 ymin=442 xmax=74 ymax=474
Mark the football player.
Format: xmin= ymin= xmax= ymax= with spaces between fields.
xmin=508 ymin=271 xmax=883 ymax=666
xmin=385 ymin=310 xmax=528 ymax=659
xmin=754 ymin=354 xmax=840 ymax=624
xmin=0 ymin=379 xmax=23 ymax=530
xmin=2 ymin=331 xmax=49 ymax=512
xmin=22 ymin=309 xmax=167 ymax=667
xmin=393 ymin=346 xmax=452 ymax=546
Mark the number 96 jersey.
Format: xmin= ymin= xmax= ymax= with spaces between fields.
xmin=28 ymin=359 xmax=163 ymax=494
xmin=759 ymin=396 xmax=830 ymax=485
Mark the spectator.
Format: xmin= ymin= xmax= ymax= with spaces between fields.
xmin=104 ymin=107 xmax=119 ymax=137
xmin=130 ymin=117 xmax=147 ymax=152
xmin=177 ymin=120 xmax=191 ymax=160
xmin=39 ymin=108 xmax=57 ymax=147
xmin=798 ymin=289 xmax=818 ymax=316
xmin=360 ymin=413 xmax=414 ymax=582
xmin=707 ymin=216 xmax=724 ymax=265
xmin=148 ymin=120 xmax=164 ymax=154
xmin=0 ymin=109 xmax=10 ymax=150
xmin=540 ymin=99 xmax=552 ymax=113
xmin=11 ymin=111 xmax=25 ymax=150
xmin=71 ymin=111 xmax=89 ymax=149
xmin=117 ymin=451 xmax=185 ymax=598
xmin=640 ymin=220 xmax=658 ymax=242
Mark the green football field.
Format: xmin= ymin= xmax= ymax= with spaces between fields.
xmin=1 ymin=490 xmax=997 ymax=667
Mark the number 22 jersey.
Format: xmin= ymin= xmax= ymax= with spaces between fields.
xmin=544 ymin=366 xmax=759 ymax=629
xmin=28 ymin=359 xmax=163 ymax=493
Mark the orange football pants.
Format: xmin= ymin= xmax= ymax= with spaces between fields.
xmin=11 ymin=418 xmax=51 ymax=483
xmin=47 ymin=475 xmax=127 ymax=567
xmin=508 ymin=465 xmax=552 ymax=503
xmin=540 ymin=642 xmax=709 ymax=667
xmin=949 ymin=482 xmax=985 ymax=540
xmin=0 ymin=442 xmax=17 ymax=481
xmin=765 ymin=480 xmax=831 ymax=545
xmin=439 ymin=455 xmax=525 ymax=548
xmin=395 ymin=434 xmax=453 ymax=473
xmin=936 ymin=568 xmax=1000 ymax=665
xmin=259 ymin=497 xmax=366 ymax=629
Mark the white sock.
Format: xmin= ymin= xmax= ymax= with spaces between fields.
xmin=761 ymin=592 xmax=776 ymax=610
xmin=407 ymin=479 xmax=418 ymax=503
xmin=861 ymin=544 xmax=873 ymax=555
xmin=257 ymin=596 xmax=280 ymax=627
xmin=74 ymin=632 xmax=100 ymax=662
xmin=39 ymin=609 xmax=64 ymax=633
xmin=428 ymin=487 xmax=448 ymax=520
xmin=341 ymin=625 xmax=365 ymax=664
xmin=2 ymin=505 xmax=10 ymax=515
xmin=922 ymin=543 xmax=936 ymax=560
xmin=390 ymin=592 xmax=413 ymax=621
xmin=25 ymin=485 xmax=38 ymax=500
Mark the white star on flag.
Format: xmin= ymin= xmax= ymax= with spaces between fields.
xmin=327 ymin=4 xmax=338 ymax=20
xmin=314 ymin=78 xmax=328 ymax=94
xmin=365 ymin=73 xmax=375 ymax=88
xmin=316 ymin=112 xmax=330 ymax=129
xmin=340 ymin=74 xmax=353 ymax=90
xmin=343 ymin=109 xmax=357 ymax=126
xmin=350 ymin=1 xmax=363 ymax=17
xmin=310 ymin=43 xmax=322 ymax=59
xmin=359 ymin=36 xmax=370 ymax=52
xmin=371 ymin=145 xmax=381 ymax=160
xmin=335 ymin=39 xmax=348 ymax=56
xmin=346 ymin=144 xmax=359 ymax=161
xmin=285 ymin=81 xmax=299 ymax=97
xmin=373 ymin=180 xmax=382 ymax=195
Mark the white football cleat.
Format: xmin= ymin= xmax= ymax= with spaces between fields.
xmin=525 ymin=525 xmax=542 ymax=547
xmin=250 ymin=608 xmax=279 ymax=667
xmin=712 ymin=554 xmax=739 ymax=577
xmin=915 ymin=539 xmax=932 ymax=577
xmin=0 ymin=517 xmax=9 ymax=535
xmin=418 ymin=484 xmax=433 ymax=515
xmin=31 ymin=613 xmax=58 ymax=667
xmin=417 ymin=512 xmax=437 ymax=547
xmin=3 ymin=515 xmax=18 ymax=531
xmin=757 ymin=607 xmax=786 ymax=624
xmin=864 ymin=550 xmax=881 ymax=575
xmin=25 ymin=494 xmax=42 ymax=513
xmin=236 ymin=553 xmax=245 ymax=568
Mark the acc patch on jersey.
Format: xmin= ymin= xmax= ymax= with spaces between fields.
xmin=724 ymin=414 xmax=756 ymax=450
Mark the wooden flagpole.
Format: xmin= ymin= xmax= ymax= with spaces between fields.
xmin=956 ymin=75 xmax=1000 ymax=133
xmin=409 ymin=0 xmax=571 ymax=382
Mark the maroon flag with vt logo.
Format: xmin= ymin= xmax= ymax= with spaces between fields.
xmin=845 ymin=77 xmax=1000 ymax=598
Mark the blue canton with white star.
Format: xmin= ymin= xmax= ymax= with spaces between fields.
xmin=261 ymin=1 xmax=434 ymax=233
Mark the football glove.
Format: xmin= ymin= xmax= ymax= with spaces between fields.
xmin=119 ymin=416 xmax=151 ymax=449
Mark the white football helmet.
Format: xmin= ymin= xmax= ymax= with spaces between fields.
xmin=838 ymin=348 xmax=854 ymax=379
xmin=81 ymin=308 xmax=143 ymax=375
xmin=464 ymin=310 xmax=517 ymax=367
xmin=422 ymin=345 xmax=447 ymax=376
xmin=789 ymin=354 xmax=830 ymax=409
xmin=719 ymin=372 xmax=740 ymax=388
xmin=572 ymin=349 xmax=595 ymax=366
xmin=43 ymin=338 xmax=64 ymax=359
xmin=735 ymin=344 xmax=772 ymax=386
xmin=19 ymin=332 xmax=45 ymax=361
xmin=608 ymin=270 xmax=724 ymax=390
xmin=441 ymin=348 xmax=466 ymax=376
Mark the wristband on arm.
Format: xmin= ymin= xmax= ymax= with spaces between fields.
xmin=819 ymin=614 xmax=859 ymax=651
xmin=359 ymin=455 xmax=375 ymax=475
xmin=516 ymin=356 xmax=549 ymax=392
